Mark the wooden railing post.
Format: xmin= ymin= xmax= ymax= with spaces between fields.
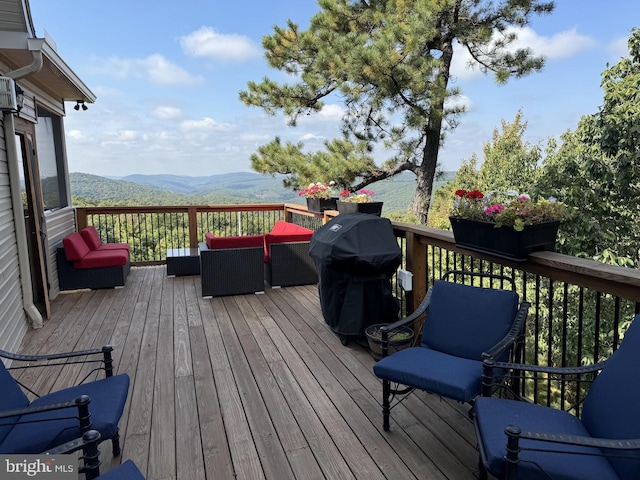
xmin=76 ymin=207 xmax=88 ymax=231
xmin=188 ymin=207 xmax=199 ymax=248
xmin=405 ymin=230 xmax=427 ymax=313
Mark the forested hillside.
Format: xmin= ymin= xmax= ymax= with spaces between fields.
xmin=70 ymin=171 xmax=454 ymax=212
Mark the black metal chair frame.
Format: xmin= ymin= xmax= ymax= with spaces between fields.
xmin=0 ymin=346 xmax=123 ymax=456
xmin=378 ymin=270 xmax=529 ymax=431
xmin=476 ymin=358 xmax=640 ymax=480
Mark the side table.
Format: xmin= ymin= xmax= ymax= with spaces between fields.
xmin=166 ymin=248 xmax=200 ymax=276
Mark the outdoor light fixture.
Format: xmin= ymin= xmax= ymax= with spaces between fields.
xmin=14 ymin=84 xmax=24 ymax=113
xmin=74 ymin=100 xmax=88 ymax=111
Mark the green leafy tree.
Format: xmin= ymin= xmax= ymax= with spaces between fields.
xmin=478 ymin=110 xmax=541 ymax=193
xmin=241 ymin=0 xmax=554 ymax=223
xmin=536 ymin=28 xmax=640 ymax=264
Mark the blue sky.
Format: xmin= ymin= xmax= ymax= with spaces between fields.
xmin=28 ymin=0 xmax=640 ymax=178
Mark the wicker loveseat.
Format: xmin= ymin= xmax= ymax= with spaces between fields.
xmin=57 ymin=231 xmax=130 ymax=291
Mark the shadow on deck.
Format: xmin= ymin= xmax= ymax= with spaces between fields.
xmin=17 ymin=266 xmax=479 ymax=480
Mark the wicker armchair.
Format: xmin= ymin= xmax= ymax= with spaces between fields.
xmin=264 ymin=221 xmax=318 ymax=287
xmin=199 ymin=233 xmax=265 ymax=297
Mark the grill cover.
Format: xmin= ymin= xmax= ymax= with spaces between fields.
xmin=310 ymin=213 xmax=401 ymax=337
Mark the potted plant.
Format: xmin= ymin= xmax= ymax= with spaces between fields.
xmin=337 ymin=189 xmax=383 ymax=216
xmin=298 ymin=182 xmax=338 ymax=212
xmin=449 ymin=189 xmax=569 ymax=261
xmin=365 ymin=324 xmax=414 ymax=360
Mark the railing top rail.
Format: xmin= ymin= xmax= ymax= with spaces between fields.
xmin=76 ymin=204 xmax=287 ymax=214
xmin=391 ymin=221 xmax=640 ymax=302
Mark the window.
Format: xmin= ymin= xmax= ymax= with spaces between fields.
xmin=35 ymin=106 xmax=67 ymax=211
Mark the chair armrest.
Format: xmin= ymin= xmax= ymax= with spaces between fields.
xmin=0 ymin=395 xmax=91 ymax=421
xmin=481 ymin=356 xmax=607 ymax=397
xmin=382 ymin=288 xmax=433 ymax=333
xmin=44 ymin=429 xmax=101 ymax=455
xmin=510 ymin=427 xmax=640 ymax=451
xmin=3 ymin=345 xmax=116 ymax=377
xmin=483 ymin=301 xmax=530 ymax=359
xmin=45 ymin=430 xmax=102 ymax=479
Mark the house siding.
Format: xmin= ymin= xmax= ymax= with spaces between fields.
xmin=0 ymin=116 xmax=29 ymax=352
xmin=45 ymin=207 xmax=76 ymax=299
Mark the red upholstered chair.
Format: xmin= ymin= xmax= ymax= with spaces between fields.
xmin=264 ymin=221 xmax=318 ymax=287
xmin=57 ymin=233 xmax=130 ymax=290
xmin=81 ymin=226 xmax=130 ymax=252
xmin=199 ymin=233 xmax=265 ymax=297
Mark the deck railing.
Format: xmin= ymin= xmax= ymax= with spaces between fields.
xmin=75 ymin=205 xmax=640 ymax=411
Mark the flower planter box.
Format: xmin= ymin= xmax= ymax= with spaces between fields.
xmin=449 ymin=217 xmax=560 ymax=262
xmin=365 ymin=324 xmax=414 ymax=360
xmin=306 ymin=197 xmax=338 ymax=213
xmin=337 ymin=201 xmax=383 ymax=216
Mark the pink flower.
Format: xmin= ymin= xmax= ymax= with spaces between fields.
xmin=484 ymin=204 xmax=504 ymax=215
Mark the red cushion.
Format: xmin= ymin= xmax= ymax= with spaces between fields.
xmin=264 ymin=221 xmax=314 ymax=262
xmin=73 ymin=250 xmax=129 ymax=269
xmin=98 ymin=243 xmax=130 ymax=252
xmin=205 ymin=232 xmax=264 ymax=249
xmin=80 ymin=226 xmax=102 ymax=250
xmin=63 ymin=233 xmax=90 ymax=262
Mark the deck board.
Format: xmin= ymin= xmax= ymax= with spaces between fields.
xmin=16 ymin=266 xmax=481 ymax=480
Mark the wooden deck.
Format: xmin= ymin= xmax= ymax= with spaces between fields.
xmin=16 ymin=266 xmax=481 ymax=480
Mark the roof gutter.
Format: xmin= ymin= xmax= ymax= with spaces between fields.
xmin=4 ymin=38 xmax=44 ymax=80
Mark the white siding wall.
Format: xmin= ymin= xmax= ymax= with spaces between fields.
xmin=0 ymin=116 xmax=29 ymax=352
xmin=45 ymin=207 xmax=76 ymax=300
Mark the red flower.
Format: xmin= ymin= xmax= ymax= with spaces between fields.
xmin=454 ymin=189 xmax=467 ymax=197
xmin=465 ymin=189 xmax=485 ymax=199
xmin=339 ymin=189 xmax=350 ymax=198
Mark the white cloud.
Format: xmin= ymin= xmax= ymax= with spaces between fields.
xmin=317 ymin=104 xmax=345 ymax=122
xmin=451 ymin=27 xmax=595 ymax=80
xmin=67 ymin=130 xmax=86 ymax=141
xmin=179 ymin=117 xmax=235 ymax=131
xmin=90 ymin=54 xmax=203 ymax=86
xmin=445 ymin=94 xmax=472 ymax=112
xmin=153 ymin=106 xmax=184 ymax=120
xmin=300 ymin=133 xmax=324 ymax=141
xmin=513 ymin=27 xmax=595 ymax=59
xmin=180 ymin=27 xmax=260 ymax=61
xmin=608 ymin=35 xmax=630 ymax=60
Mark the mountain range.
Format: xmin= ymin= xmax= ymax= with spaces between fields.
xmin=70 ymin=171 xmax=454 ymax=212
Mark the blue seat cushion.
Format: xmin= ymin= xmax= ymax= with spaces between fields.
xmin=99 ymin=460 xmax=145 ymax=480
xmin=474 ymin=397 xmax=619 ymax=479
xmin=0 ymin=374 xmax=130 ymax=454
xmin=373 ymin=346 xmax=483 ymax=402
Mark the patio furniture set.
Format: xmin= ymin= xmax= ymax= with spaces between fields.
xmin=169 ymin=220 xmax=318 ymax=297
xmin=371 ymin=270 xmax=640 ymax=479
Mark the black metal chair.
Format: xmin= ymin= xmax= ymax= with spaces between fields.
xmin=372 ymin=270 xmax=529 ymax=431
xmin=47 ymin=430 xmax=144 ymax=480
xmin=0 ymin=345 xmax=129 ymax=456
xmin=473 ymin=314 xmax=640 ymax=479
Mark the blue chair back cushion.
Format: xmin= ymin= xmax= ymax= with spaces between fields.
xmin=0 ymin=361 xmax=30 ymax=444
xmin=581 ymin=316 xmax=640 ymax=479
xmin=421 ymin=280 xmax=519 ymax=360
xmin=0 ymin=374 xmax=130 ymax=454
xmin=99 ymin=460 xmax=145 ymax=480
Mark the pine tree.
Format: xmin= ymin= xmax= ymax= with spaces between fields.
xmin=240 ymin=0 xmax=554 ymax=223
